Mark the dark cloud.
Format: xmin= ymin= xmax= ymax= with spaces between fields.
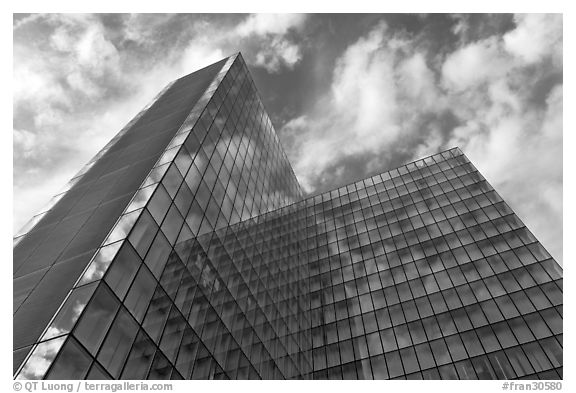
xmin=526 ymin=70 xmax=563 ymax=108
xmin=446 ymin=14 xmax=514 ymax=44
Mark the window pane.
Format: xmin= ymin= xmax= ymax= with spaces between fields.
xmin=148 ymin=185 xmax=172 ymax=225
xmin=488 ymin=351 xmax=516 ymax=379
xmin=385 ymin=350 xmax=404 ymax=378
xmin=143 ymin=288 xmax=172 ymax=343
xmin=17 ymin=336 xmax=66 ymax=380
xmin=45 ymin=336 xmax=91 ymax=380
xmin=380 ymin=328 xmax=397 ymax=352
xmin=313 ymin=347 xmax=326 ymax=370
xmin=143 ymin=163 xmax=169 ymax=188
xmin=103 ymin=210 xmax=141 ymax=245
xmin=86 ymin=362 xmax=112 ymax=380
xmin=126 ymin=185 xmax=157 ymax=213
xmin=506 ymin=346 xmax=534 ymax=377
xmin=174 ymin=182 xmax=193 ymax=217
xmin=524 ymin=312 xmax=552 ymax=339
xmin=436 ymin=312 xmax=457 ymax=335
xmin=129 ymin=209 xmax=159 ymax=258
xmin=415 ymin=342 xmax=436 ymax=370
xmin=422 ymin=317 xmax=442 ymax=340
xmin=439 ymin=364 xmax=458 ymax=380
xmin=430 ymin=338 xmax=451 ymax=366
xmin=144 ymin=231 xmax=172 ymax=279
xmin=104 ymin=242 xmax=141 ymax=300
xmin=526 ymin=286 xmax=552 ymax=310
xmin=539 ymin=308 xmax=562 ymax=335
xmin=539 ymin=337 xmax=562 ymax=368
xmin=125 ymin=265 xmax=158 ymax=323
xmin=408 ymin=320 xmax=427 ymax=344
xmin=523 ymin=342 xmax=552 ymax=372
xmin=477 ymin=326 xmax=501 ymax=353
xmin=422 ymin=368 xmax=441 ymax=380
xmin=356 ymin=358 xmax=373 ymax=379
xmin=339 ymin=340 xmax=354 ymax=364
xmin=353 ymin=335 xmax=368 ymax=360
xmin=481 ymin=300 xmax=504 ymax=323
xmin=471 ymin=355 xmax=496 ymax=379
xmin=394 ymin=324 xmax=413 ymax=349
xmin=445 ymin=334 xmax=467 ymax=361
xmin=121 ymin=330 xmax=156 ymax=379
xmin=509 ymin=317 xmax=536 ymax=344
xmin=540 ymin=282 xmax=562 ymax=306
xmin=366 ymin=332 xmax=383 ymax=356
xmin=97 ymin=307 xmax=139 ymax=378
xmin=78 ymin=242 xmax=122 ymax=286
xmin=495 ymin=295 xmax=520 ymax=319
xmin=175 ymin=327 xmax=199 ymax=379
xmin=159 ymin=308 xmax=187 ymax=363
xmin=510 ymin=291 xmax=536 ymax=314
xmin=162 ymin=204 xmax=185 ymax=245
xmin=461 ymin=331 xmax=484 ymax=357
xmin=186 ymin=200 xmax=203 ymax=235
xmin=148 ymin=350 xmax=173 ymax=379
xmin=400 ymin=347 xmax=419 ymax=374
xmin=454 ymin=359 xmax=477 ymax=379
xmin=42 ymin=282 xmax=98 ymax=341
xmin=74 ymin=284 xmax=120 ymax=355
xmin=162 ymin=163 xmax=184 ymax=199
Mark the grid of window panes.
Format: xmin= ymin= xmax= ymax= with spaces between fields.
xmin=296 ymin=147 xmax=562 ymax=380
xmin=13 ymin=56 xmax=230 ymax=375
xmin=176 ymin=146 xmax=562 ymax=380
xmin=15 ymin=54 xmax=307 ymax=380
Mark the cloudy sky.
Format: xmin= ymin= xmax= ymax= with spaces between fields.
xmin=13 ymin=13 xmax=562 ymax=263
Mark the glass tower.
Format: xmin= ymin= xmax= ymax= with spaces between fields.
xmin=13 ymin=53 xmax=562 ymax=380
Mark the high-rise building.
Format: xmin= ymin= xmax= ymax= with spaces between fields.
xmin=13 ymin=53 xmax=563 ymax=380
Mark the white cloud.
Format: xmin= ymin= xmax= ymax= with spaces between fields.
xmin=236 ymin=13 xmax=307 ymax=37
xmin=397 ymin=52 xmax=440 ymax=111
xmin=503 ymin=14 xmax=562 ymax=65
xmin=76 ymin=27 xmax=120 ymax=75
xmin=65 ymin=72 xmax=104 ymax=99
xmin=13 ymin=50 xmax=70 ymax=110
xmin=178 ymin=41 xmax=225 ymax=75
xmin=13 ymin=129 xmax=36 ymax=160
xmin=254 ymin=36 xmax=303 ymax=73
xmin=442 ymin=37 xmax=508 ymax=91
xmin=412 ymin=127 xmax=444 ymax=160
xmin=442 ymin=15 xmax=563 ymax=262
xmin=47 ymin=15 xmax=121 ymax=83
xmin=282 ymin=22 xmax=440 ymax=192
xmin=450 ymin=14 xmax=469 ymax=37
xmin=235 ymin=13 xmax=308 ymax=73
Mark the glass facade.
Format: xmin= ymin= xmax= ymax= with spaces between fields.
xmin=14 ymin=54 xmax=562 ymax=380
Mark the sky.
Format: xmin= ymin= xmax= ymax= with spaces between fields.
xmin=13 ymin=13 xmax=563 ymax=264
